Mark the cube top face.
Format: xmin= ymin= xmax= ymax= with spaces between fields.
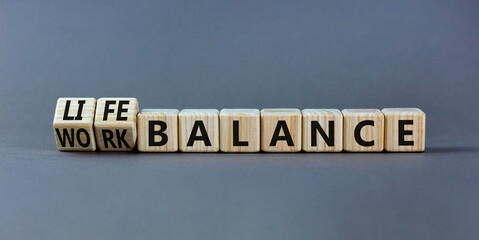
xmin=302 ymin=109 xmax=341 ymax=116
xmin=382 ymin=108 xmax=425 ymax=115
xmin=179 ymin=109 xmax=219 ymax=152
xmin=179 ymin=109 xmax=219 ymax=116
xmin=342 ymin=109 xmax=384 ymax=152
xmin=261 ymin=108 xmax=301 ymax=116
xmin=220 ymin=109 xmax=259 ymax=116
xmin=382 ymin=108 xmax=426 ymax=152
xmin=302 ymin=109 xmax=343 ymax=152
xmin=54 ymin=98 xmax=96 ymax=125
xmin=137 ymin=109 xmax=179 ymax=152
xmin=261 ymin=108 xmax=302 ymax=152
xmin=220 ymin=109 xmax=260 ymax=152
xmin=342 ymin=109 xmax=383 ymax=116
xmin=94 ymin=98 xmax=138 ymax=127
xmin=139 ymin=109 xmax=180 ymax=117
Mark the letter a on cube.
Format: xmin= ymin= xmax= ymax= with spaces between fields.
xmin=53 ymin=98 xmax=97 ymax=151
xmin=382 ymin=108 xmax=426 ymax=152
xmin=261 ymin=109 xmax=301 ymax=152
xmin=179 ymin=109 xmax=219 ymax=152
xmin=342 ymin=109 xmax=384 ymax=152
xmin=94 ymin=98 xmax=138 ymax=151
xmin=137 ymin=109 xmax=179 ymax=152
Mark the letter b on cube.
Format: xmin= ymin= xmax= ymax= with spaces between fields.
xmin=137 ymin=109 xmax=179 ymax=152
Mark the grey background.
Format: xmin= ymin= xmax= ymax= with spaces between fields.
xmin=1 ymin=0 xmax=479 ymax=239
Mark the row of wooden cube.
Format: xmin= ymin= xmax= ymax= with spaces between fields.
xmin=53 ymin=97 xmax=426 ymax=152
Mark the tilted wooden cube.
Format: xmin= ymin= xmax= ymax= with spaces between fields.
xmin=302 ymin=109 xmax=343 ymax=152
xmin=94 ymin=98 xmax=138 ymax=151
xmin=179 ymin=109 xmax=219 ymax=152
xmin=382 ymin=108 xmax=426 ymax=152
xmin=219 ymin=109 xmax=260 ymax=152
xmin=137 ymin=109 xmax=179 ymax=152
xmin=53 ymin=98 xmax=97 ymax=151
xmin=261 ymin=109 xmax=301 ymax=152
xmin=342 ymin=109 xmax=384 ymax=152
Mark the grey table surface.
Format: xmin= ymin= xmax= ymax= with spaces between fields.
xmin=1 ymin=0 xmax=479 ymax=239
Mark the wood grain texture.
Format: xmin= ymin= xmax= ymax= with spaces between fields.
xmin=178 ymin=109 xmax=219 ymax=152
xmin=382 ymin=108 xmax=426 ymax=152
xmin=94 ymin=98 xmax=138 ymax=151
xmin=137 ymin=109 xmax=179 ymax=152
xmin=342 ymin=109 xmax=384 ymax=152
xmin=219 ymin=109 xmax=260 ymax=152
xmin=261 ymin=109 xmax=301 ymax=152
xmin=302 ymin=109 xmax=343 ymax=152
xmin=53 ymin=98 xmax=97 ymax=151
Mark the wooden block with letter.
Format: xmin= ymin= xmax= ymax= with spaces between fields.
xmin=382 ymin=108 xmax=426 ymax=152
xmin=94 ymin=98 xmax=138 ymax=151
xmin=137 ymin=109 xmax=179 ymax=152
xmin=342 ymin=109 xmax=384 ymax=152
xmin=261 ymin=108 xmax=301 ymax=152
xmin=179 ymin=109 xmax=219 ymax=152
xmin=219 ymin=109 xmax=260 ymax=152
xmin=302 ymin=109 xmax=343 ymax=152
xmin=53 ymin=98 xmax=97 ymax=151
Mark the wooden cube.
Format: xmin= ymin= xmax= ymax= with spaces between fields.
xmin=53 ymin=98 xmax=97 ymax=151
xmin=219 ymin=109 xmax=260 ymax=152
xmin=179 ymin=109 xmax=219 ymax=152
xmin=342 ymin=109 xmax=384 ymax=152
xmin=137 ymin=109 xmax=179 ymax=152
xmin=261 ymin=109 xmax=301 ymax=152
xmin=94 ymin=98 xmax=138 ymax=151
xmin=302 ymin=109 xmax=343 ymax=152
xmin=382 ymin=108 xmax=426 ymax=152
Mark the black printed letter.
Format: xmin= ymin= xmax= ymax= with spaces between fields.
xmin=354 ymin=120 xmax=374 ymax=147
xmin=149 ymin=121 xmax=168 ymax=146
xmin=102 ymin=129 xmax=116 ymax=148
xmin=311 ymin=121 xmax=335 ymax=147
xmin=233 ymin=120 xmax=248 ymax=146
xmin=398 ymin=120 xmax=414 ymax=146
xmin=270 ymin=121 xmax=294 ymax=146
xmin=117 ymin=101 xmax=129 ymax=121
xmin=76 ymin=128 xmax=90 ymax=147
xmin=103 ymin=101 xmax=116 ymax=120
xmin=187 ymin=121 xmax=212 ymax=146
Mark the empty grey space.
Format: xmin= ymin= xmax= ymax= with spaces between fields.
xmin=1 ymin=0 xmax=478 ymax=239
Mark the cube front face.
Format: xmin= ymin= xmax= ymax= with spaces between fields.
xmin=53 ymin=98 xmax=97 ymax=151
xmin=220 ymin=109 xmax=260 ymax=152
xmin=179 ymin=109 xmax=219 ymax=152
xmin=382 ymin=108 xmax=426 ymax=152
xmin=342 ymin=109 xmax=384 ymax=152
xmin=94 ymin=98 xmax=138 ymax=151
xmin=261 ymin=109 xmax=301 ymax=152
xmin=137 ymin=109 xmax=179 ymax=152
xmin=302 ymin=109 xmax=343 ymax=152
